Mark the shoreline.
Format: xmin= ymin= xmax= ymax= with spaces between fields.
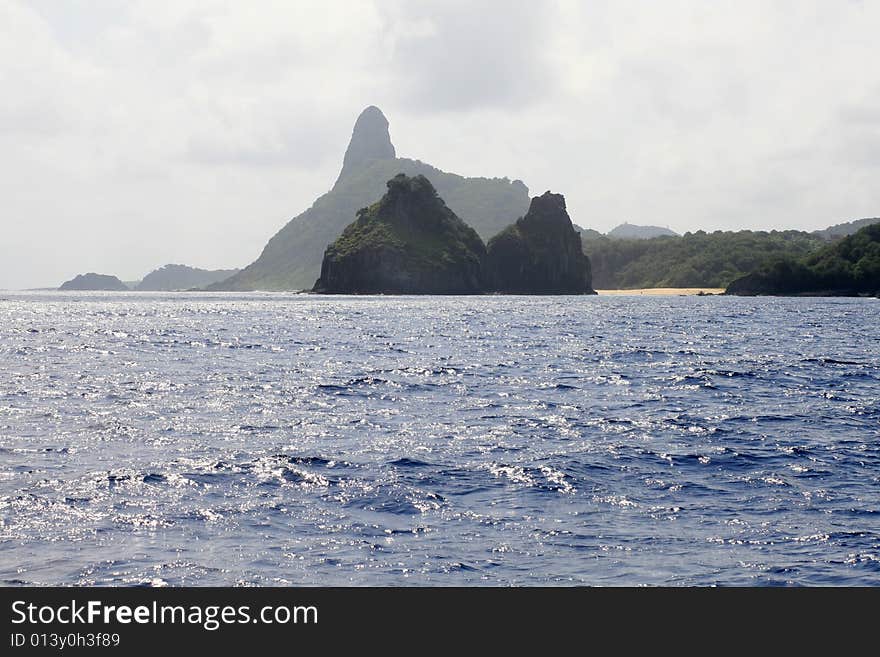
xmin=596 ymin=287 xmax=725 ymax=296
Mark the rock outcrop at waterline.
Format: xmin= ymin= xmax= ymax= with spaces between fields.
xmin=485 ymin=192 xmax=595 ymax=294
xmin=313 ymin=177 xmax=596 ymax=295
xmin=313 ymin=174 xmax=486 ymax=294
xmin=59 ymin=273 xmax=128 ymax=291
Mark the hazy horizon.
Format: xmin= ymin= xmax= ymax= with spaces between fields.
xmin=2 ymin=1 xmax=879 ymax=289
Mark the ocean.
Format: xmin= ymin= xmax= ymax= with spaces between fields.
xmin=1 ymin=292 xmax=878 ymax=585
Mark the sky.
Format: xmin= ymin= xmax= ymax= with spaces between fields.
xmin=1 ymin=0 xmax=879 ymax=289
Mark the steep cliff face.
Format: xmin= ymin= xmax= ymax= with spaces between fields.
xmin=338 ymin=105 xmax=396 ymax=180
xmin=485 ymin=192 xmax=595 ymax=294
xmin=59 ymin=273 xmax=128 ymax=291
xmin=313 ymin=174 xmax=486 ymax=294
xmin=211 ymin=106 xmax=529 ymax=291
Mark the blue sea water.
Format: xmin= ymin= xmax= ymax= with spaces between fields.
xmin=0 ymin=291 xmax=878 ymax=586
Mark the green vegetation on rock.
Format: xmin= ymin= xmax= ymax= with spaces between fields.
xmin=726 ymin=223 xmax=880 ymax=296
xmin=313 ymin=174 xmax=487 ymax=294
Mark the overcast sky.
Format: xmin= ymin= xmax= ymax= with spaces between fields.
xmin=2 ymin=0 xmax=879 ymax=288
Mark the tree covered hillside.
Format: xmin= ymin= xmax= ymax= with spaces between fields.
xmin=726 ymin=223 xmax=880 ymax=296
xmin=582 ymin=230 xmax=826 ymax=289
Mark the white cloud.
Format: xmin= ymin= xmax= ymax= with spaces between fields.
xmin=379 ymin=0 xmax=559 ymax=112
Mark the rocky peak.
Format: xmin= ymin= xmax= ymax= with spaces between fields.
xmin=375 ymin=174 xmax=444 ymax=225
xmin=338 ymin=106 xmax=396 ymax=181
xmin=384 ymin=172 xmax=434 ymax=199
xmin=521 ymin=191 xmax=568 ymax=228
xmin=485 ymin=190 xmax=595 ymax=294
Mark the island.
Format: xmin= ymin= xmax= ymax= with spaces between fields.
xmin=313 ymin=174 xmax=486 ymax=294
xmin=59 ymin=273 xmax=129 ymax=291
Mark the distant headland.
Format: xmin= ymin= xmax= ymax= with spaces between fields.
xmin=135 ymin=264 xmax=240 ymax=291
xmin=58 ymin=264 xmax=239 ymax=292
xmin=59 ymin=273 xmax=128 ymax=291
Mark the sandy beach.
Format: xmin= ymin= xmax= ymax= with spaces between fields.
xmin=596 ymin=288 xmax=725 ymax=296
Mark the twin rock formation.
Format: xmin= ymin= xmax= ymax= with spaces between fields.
xmin=314 ymin=173 xmax=594 ymax=295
